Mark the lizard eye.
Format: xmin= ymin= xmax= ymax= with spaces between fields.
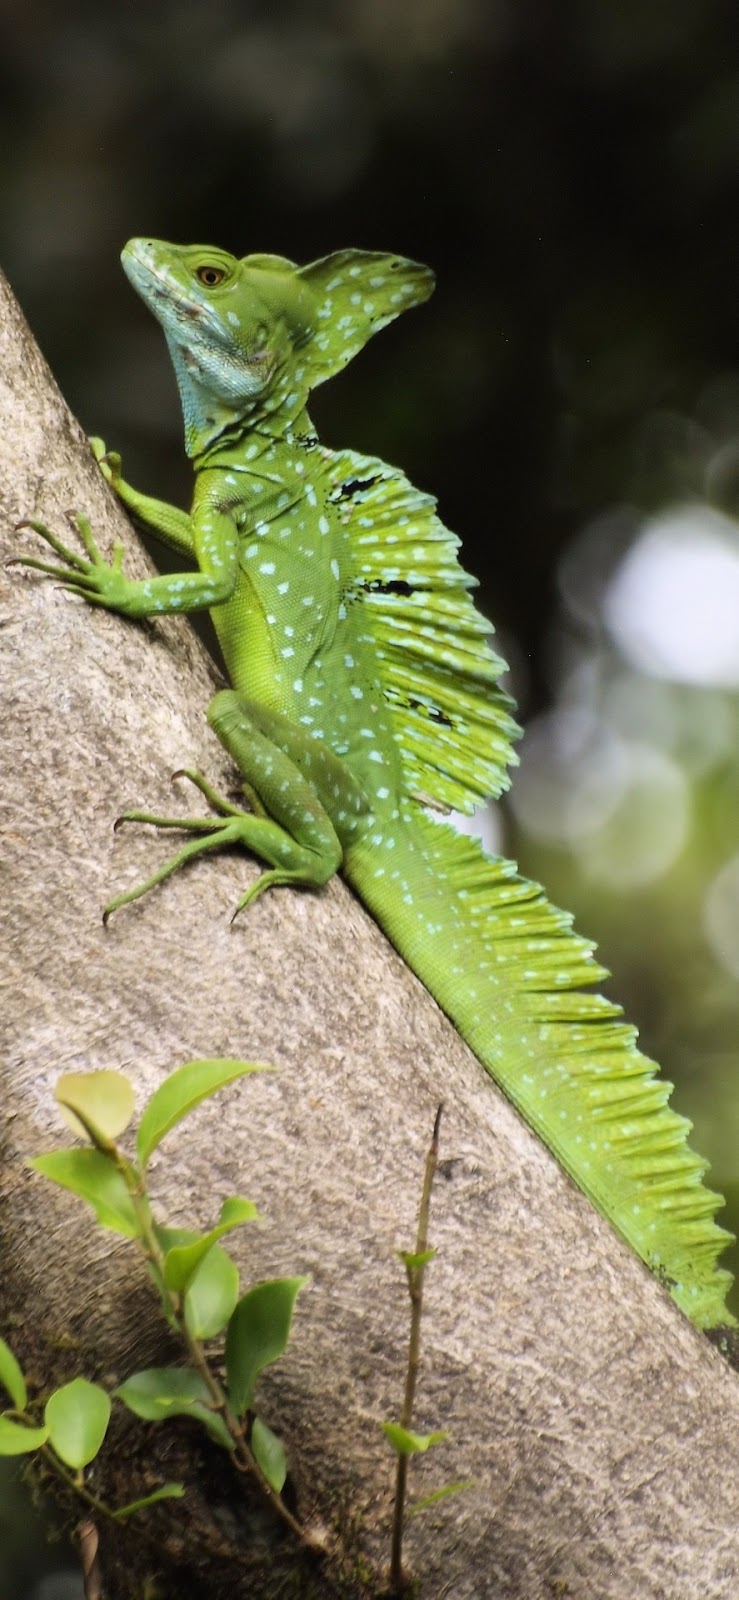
xmin=197 ymin=265 xmax=226 ymax=286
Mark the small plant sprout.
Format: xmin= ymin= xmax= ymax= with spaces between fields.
xmin=382 ymin=1104 xmax=471 ymax=1593
xmin=0 ymin=1059 xmax=321 ymax=1559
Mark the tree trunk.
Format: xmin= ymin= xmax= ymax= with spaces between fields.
xmin=1 ymin=266 xmax=738 ymax=1600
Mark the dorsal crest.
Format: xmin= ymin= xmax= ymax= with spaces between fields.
xmin=325 ymin=447 xmax=520 ymax=813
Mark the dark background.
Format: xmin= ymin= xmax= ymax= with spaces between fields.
xmin=2 ymin=4 xmax=738 ymax=1593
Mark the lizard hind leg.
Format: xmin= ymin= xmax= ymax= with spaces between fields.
xmin=104 ymin=691 xmax=346 ymax=921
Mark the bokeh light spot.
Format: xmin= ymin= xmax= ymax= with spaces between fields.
xmin=604 ymin=504 xmax=739 ymax=686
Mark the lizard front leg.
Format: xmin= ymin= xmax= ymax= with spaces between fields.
xmin=10 ymin=455 xmax=239 ymax=619
xmin=104 ymin=690 xmax=375 ymax=922
xmin=10 ymin=508 xmax=237 ymax=619
xmin=9 ymin=440 xmax=196 ymax=603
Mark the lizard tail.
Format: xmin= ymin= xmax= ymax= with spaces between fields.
xmin=346 ymin=807 xmax=734 ymax=1330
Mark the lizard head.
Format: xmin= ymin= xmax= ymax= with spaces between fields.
xmin=122 ymin=239 xmax=304 ymax=406
xmin=122 ymin=238 xmax=435 ymax=449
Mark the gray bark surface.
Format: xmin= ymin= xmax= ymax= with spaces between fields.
xmin=1 ymin=266 xmax=738 ymax=1600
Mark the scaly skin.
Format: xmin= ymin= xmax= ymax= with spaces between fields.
xmin=12 ymin=238 xmax=735 ymax=1329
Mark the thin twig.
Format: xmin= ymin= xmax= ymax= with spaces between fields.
xmin=79 ymin=1519 xmax=104 ymax=1600
xmin=390 ymin=1103 xmax=443 ymax=1592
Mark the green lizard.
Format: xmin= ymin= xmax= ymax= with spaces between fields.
xmin=13 ymin=237 xmax=734 ymax=1330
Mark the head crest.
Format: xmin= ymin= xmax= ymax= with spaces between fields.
xmin=295 ymin=250 xmax=435 ymax=385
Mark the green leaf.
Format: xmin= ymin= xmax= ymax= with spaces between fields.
xmin=163 ymin=1236 xmax=216 ymax=1295
xmin=164 ymin=1197 xmax=259 ymax=1293
xmin=45 ymin=1378 xmax=111 ymax=1469
xmin=56 ymin=1071 xmax=135 ymax=1144
xmin=407 ymin=1479 xmax=474 ymax=1516
xmin=29 ymin=1149 xmax=140 ymax=1238
xmin=154 ymin=1224 xmax=196 ymax=1253
xmin=0 ymin=1338 xmax=26 ymax=1410
xmin=398 ymin=1248 xmax=438 ymax=1271
xmin=225 ymin=1276 xmax=309 ymax=1417
xmin=184 ymin=1245 xmax=240 ymax=1340
xmin=381 ymin=1423 xmax=448 ymax=1457
xmin=114 ymin=1366 xmax=207 ymax=1419
xmin=251 ymin=1416 xmax=286 ymax=1493
xmin=113 ymin=1483 xmax=185 ymax=1519
xmin=136 ymin=1059 xmax=273 ymax=1168
xmin=114 ymin=1368 xmax=234 ymax=1452
xmin=219 ymin=1196 xmax=260 ymax=1226
xmin=0 ymin=1416 xmax=49 ymax=1455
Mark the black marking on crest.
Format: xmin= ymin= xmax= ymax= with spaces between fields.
xmin=392 ymin=692 xmax=453 ymax=729
xmin=330 ymin=473 xmax=384 ymax=502
xmin=365 ymin=578 xmax=414 ymax=597
xmin=406 ymin=695 xmax=453 ymax=728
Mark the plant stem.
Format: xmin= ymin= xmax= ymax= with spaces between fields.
xmin=116 ymin=1150 xmax=320 ymax=1550
xmin=180 ymin=1323 xmax=317 ymax=1547
xmin=39 ymin=1444 xmax=116 ymax=1522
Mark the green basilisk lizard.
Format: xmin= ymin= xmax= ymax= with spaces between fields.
xmin=12 ymin=238 xmax=734 ymax=1331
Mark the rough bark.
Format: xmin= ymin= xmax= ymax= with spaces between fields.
xmin=1 ymin=265 xmax=738 ymax=1600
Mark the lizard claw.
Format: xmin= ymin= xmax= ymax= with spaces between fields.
xmin=8 ymin=516 xmax=92 ymax=574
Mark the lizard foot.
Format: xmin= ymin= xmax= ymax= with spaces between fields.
xmin=103 ymin=812 xmax=259 ymax=923
xmin=104 ymin=771 xmax=306 ymax=923
xmin=9 ymin=513 xmax=132 ymax=610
